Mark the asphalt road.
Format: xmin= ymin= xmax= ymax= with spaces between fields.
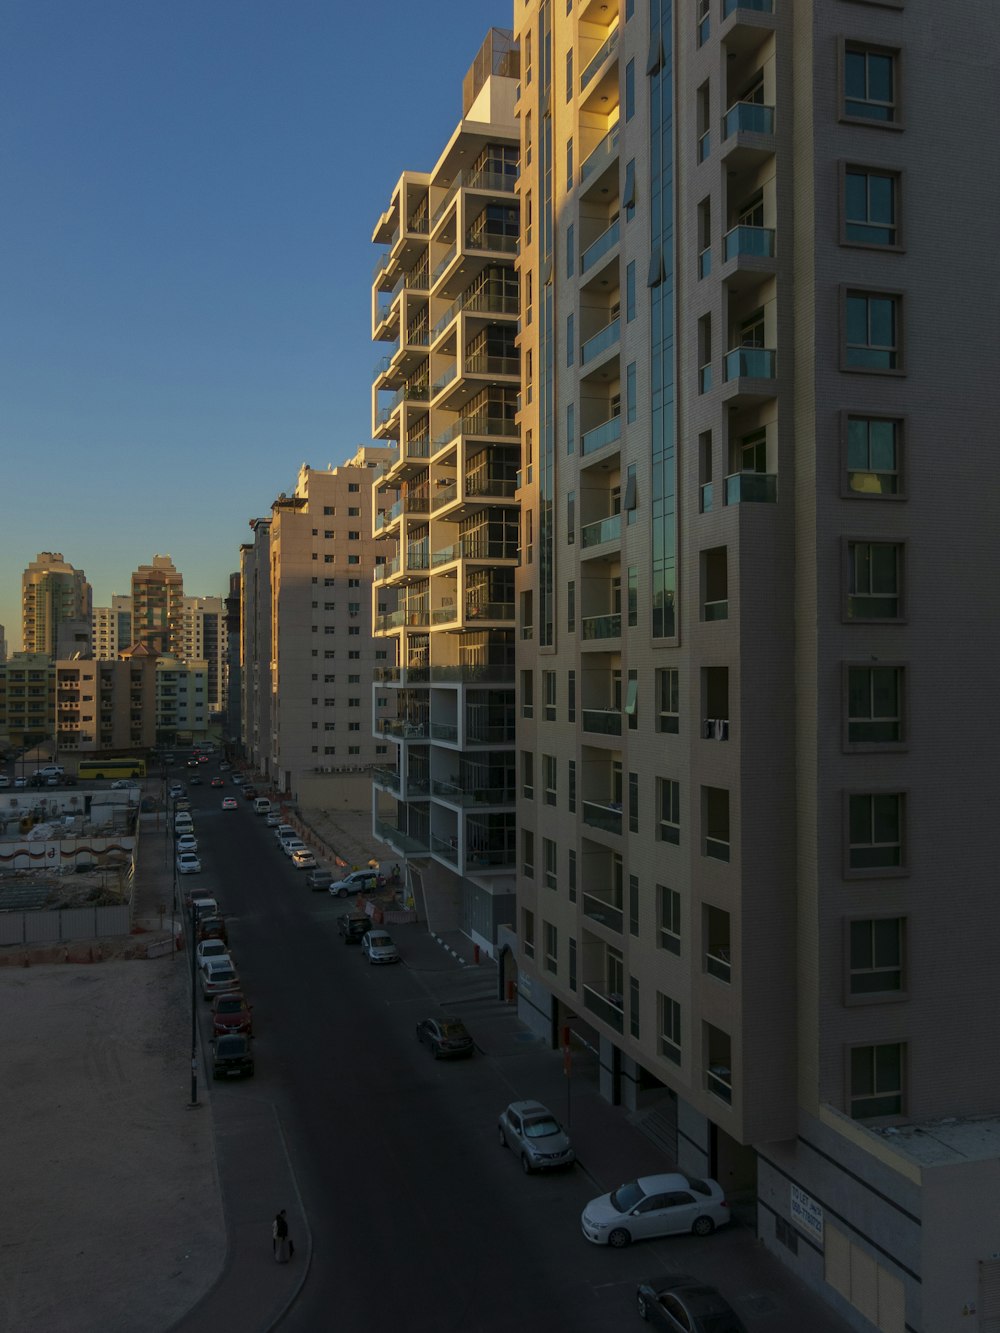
xmin=177 ymin=781 xmax=668 ymax=1333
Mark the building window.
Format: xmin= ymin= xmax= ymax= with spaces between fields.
xmin=543 ymin=838 xmax=557 ymax=890
xmin=628 ymin=772 xmax=639 ymax=834
xmin=626 ymin=362 xmax=637 ymax=422
xmin=543 ymin=670 xmax=556 ymax=720
xmin=848 ymin=792 xmax=904 ymax=871
xmin=658 ymin=885 xmax=681 ymax=955
xmin=847 ymin=665 xmax=903 ymax=744
xmin=567 ymin=669 xmax=576 ymax=722
xmin=543 ymin=754 xmax=557 ymax=806
xmin=656 ymin=668 xmax=679 ymax=733
xmin=522 ymin=750 xmax=534 ymax=799
xmin=844 ymin=414 xmax=902 ymax=497
xmin=623 ymin=158 xmax=636 ymax=221
xmin=347 ymin=555 xmax=360 ymax=566
xmin=567 ymin=490 xmax=575 ymax=544
xmin=323 ymin=506 xmax=334 ymax=515
xmin=568 ymin=849 xmax=577 ymax=903
xmin=849 ymin=918 xmax=904 ymax=996
xmin=626 ymin=261 xmax=636 ymax=321
xmin=842 ymin=166 xmax=900 ymax=248
xmin=658 ymin=779 xmax=680 ymax=844
xmin=842 ymin=44 xmax=899 ymax=126
xmin=697 ymin=0 xmax=709 ymax=46
xmin=348 ymin=722 xmax=360 ymax=732
xmin=348 ymin=626 xmax=361 ymax=636
xmin=567 ymin=312 xmax=574 ymax=366
xmin=569 ymin=936 xmax=577 ymax=990
xmin=566 ymin=135 xmax=573 ymax=192
xmin=703 ymin=787 xmax=730 ymax=862
xmin=628 ymin=875 xmax=639 ymax=937
xmin=850 ymin=1043 xmax=904 ymax=1119
xmin=522 ymin=908 xmax=535 ymax=960
xmin=566 ymin=223 xmax=574 ymax=277
xmin=522 ymin=830 xmax=535 ymax=879
xmin=659 ymin=994 xmax=682 ymax=1065
xmin=847 ymin=541 xmax=902 ymax=619
xmin=844 ymin=289 xmax=902 ymax=372
xmin=521 ymin=670 xmax=533 ymax=718
xmin=568 ymin=758 xmax=576 ymax=813
xmin=567 ymin=402 xmax=574 ymax=455
xmin=348 ymin=483 xmax=360 ymax=493
xmin=624 ymin=58 xmax=635 ymax=121
xmin=544 ymin=921 xmax=558 ymax=975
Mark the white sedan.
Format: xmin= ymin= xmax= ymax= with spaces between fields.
xmin=281 ymin=839 xmax=308 ymax=859
xmin=176 ymin=852 xmax=202 ymax=875
xmin=291 ymin=848 xmax=317 ymax=869
xmin=581 ymin=1173 xmax=730 ymax=1247
xmin=361 ymin=929 xmax=400 ymax=965
xmin=176 ymin=833 xmax=198 ymax=853
xmin=195 ymin=939 xmax=232 ymax=969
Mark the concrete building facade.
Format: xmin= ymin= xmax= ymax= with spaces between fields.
xmin=369 ymin=29 xmax=521 ymax=945
xmin=55 ymin=654 xmax=156 ymax=754
xmin=21 ymin=553 xmax=92 ymax=660
xmin=512 ymin=2 xmax=1000 ymax=1332
xmin=131 ymin=555 xmax=184 ymax=657
xmin=176 ymin=595 xmax=226 ymax=714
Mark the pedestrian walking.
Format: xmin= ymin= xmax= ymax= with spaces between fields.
xmin=272 ymin=1208 xmax=294 ymax=1263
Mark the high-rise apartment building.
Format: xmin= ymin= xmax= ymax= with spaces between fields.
xmin=21 ymin=553 xmax=92 ymax=659
xmin=176 ymin=595 xmax=226 ymax=714
xmin=155 ymin=655 xmax=208 ymax=742
xmin=241 ymin=451 xmax=396 ymax=795
xmin=131 ymin=555 xmax=184 ymax=656
xmin=513 ymin=2 xmax=1000 ymax=1330
xmin=92 ymin=595 xmax=134 ymax=661
xmin=369 ymin=29 xmax=521 ymax=941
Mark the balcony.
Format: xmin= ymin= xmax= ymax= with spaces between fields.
xmin=372 ymin=767 xmax=401 ymax=793
xmin=582 ymin=709 xmax=622 ymax=737
xmin=580 ymin=124 xmax=620 ymax=191
xmin=432 ymin=411 xmax=518 ymax=450
xmin=724 ymin=0 xmax=773 ymax=13
xmin=580 ymin=513 xmax=622 ymax=550
xmin=582 ymin=800 xmax=623 ymax=836
xmin=376 ymin=717 xmax=428 ymax=739
xmin=583 ymin=985 xmax=624 ymax=1034
xmin=433 ymin=781 xmax=515 ymax=807
xmin=430 ymin=721 xmax=459 ymax=742
xmin=580 ymin=28 xmax=619 ymax=92
xmin=581 ymin=613 xmax=621 ymax=641
xmin=580 ymin=413 xmax=622 ymax=457
xmin=721 ymin=102 xmax=776 ymax=171
xmin=724 ymin=471 xmax=777 ymax=504
xmin=581 ymin=318 xmax=620 ymax=368
xmin=580 ymin=217 xmax=620 ymax=276
xmin=431 ymin=833 xmax=460 ymax=866
xmin=723 ymin=101 xmax=774 ymax=138
xmin=722 ymin=347 xmax=777 ymax=404
xmin=723 ymin=225 xmax=774 ymax=261
xmin=374 ymin=817 xmax=429 ymax=856
xmin=583 ymin=890 xmax=623 ymax=934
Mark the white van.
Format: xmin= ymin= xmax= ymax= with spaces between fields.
xmin=253 ymin=797 xmax=271 ymax=816
xmin=174 ymin=812 xmax=194 ymax=833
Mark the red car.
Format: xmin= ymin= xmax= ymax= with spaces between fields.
xmin=211 ymin=992 xmax=253 ymax=1037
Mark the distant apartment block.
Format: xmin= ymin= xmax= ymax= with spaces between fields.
xmin=22 ymin=552 xmax=92 ymax=660
xmin=0 ymin=652 xmax=55 ymax=750
xmin=155 ymin=655 xmax=208 ymax=743
xmin=131 ymin=555 xmax=184 ymax=656
xmin=55 ymin=652 xmax=156 ymax=753
xmin=91 ymin=595 xmax=133 ymax=660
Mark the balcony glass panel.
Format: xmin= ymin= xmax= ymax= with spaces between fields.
xmin=581 ymin=413 xmax=622 ymax=456
xmin=704 ymin=600 xmax=729 ymax=622
xmin=583 ymin=893 xmax=623 ymax=933
xmin=580 ymin=513 xmax=622 ymax=548
xmin=373 ymin=818 xmax=429 ymax=855
xmin=724 ymin=472 xmax=777 ymax=503
xmin=724 ymin=347 xmax=776 ymax=380
xmin=698 ymin=130 xmax=710 ymax=163
xmin=582 ymin=800 xmax=623 ymax=835
xmin=581 ymin=613 xmax=621 ymax=640
xmin=430 ymin=722 xmax=459 ymax=741
xmin=580 ymin=29 xmax=619 ymax=90
xmin=371 ymin=767 xmax=401 ymax=793
xmin=465 ymin=353 xmax=519 ymax=377
xmin=706 ymin=950 xmax=732 ymax=983
xmin=581 ymin=318 xmax=620 ymax=365
xmin=580 ymin=217 xmax=621 ymax=274
xmin=723 ymin=0 xmax=773 ymax=14
xmin=723 ymin=102 xmax=775 ymax=138
xmin=706 ymin=1065 xmax=733 ymax=1104
xmin=698 ymin=247 xmax=711 ymax=279
xmin=582 ymin=708 xmax=622 ymax=736
xmin=700 ymin=481 xmax=713 ymax=513
xmin=431 ymin=834 xmax=460 ymax=865
xmin=583 ymin=985 xmax=624 ymax=1033
xmin=580 ymin=125 xmax=620 ymax=184
xmin=723 ymin=225 xmax=775 ymax=261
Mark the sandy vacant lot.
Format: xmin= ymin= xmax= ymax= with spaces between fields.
xmin=0 ymin=957 xmax=224 ymax=1333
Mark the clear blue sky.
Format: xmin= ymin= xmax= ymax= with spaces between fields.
xmin=0 ymin=0 xmax=506 ymax=651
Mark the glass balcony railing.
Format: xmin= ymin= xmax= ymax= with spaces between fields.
xmin=723 ymin=101 xmax=775 ymax=139
xmin=580 ymin=124 xmax=620 ymax=184
xmin=698 ymin=247 xmax=711 ymax=279
xmin=581 ymin=318 xmax=620 ymax=366
xmin=699 ymin=364 xmax=713 ymax=394
xmin=582 ymin=708 xmax=622 ymax=736
xmin=582 ymin=800 xmax=623 ymax=835
xmin=581 ymin=217 xmax=621 ymax=275
xmin=431 ymin=365 xmax=458 ymax=395
xmin=723 ymin=225 xmax=775 ymax=261
xmin=582 ymin=893 xmax=623 ymax=933
xmin=581 ymin=613 xmax=622 ymax=640
xmin=432 ymin=412 xmax=518 ymax=449
xmin=581 ymin=513 xmax=622 ymax=548
xmin=700 ymin=481 xmax=713 ymax=513
xmin=371 ymin=767 xmax=402 ymax=793
xmin=373 ymin=818 xmax=429 ymax=856
xmin=432 ymin=244 xmax=458 ymax=281
xmin=725 ymin=471 xmax=777 ymax=503
xmin=465 ymin=353 xmax=519 ymax=377
xmin=583 ymin=986 xmax=625 ymax=1034
xmin=724 ymin=0 xmax=773 ymax=15
xmin=698 ymin=130 xmax=711 ymax=163
xmin=580 ymin=28 xmax=619 ymax=91
xmin=704 ymin=599 xmax=729 ymax=622
xmin=724 ymin=347 xmax=776 ymax=380
xmin=431 ymin=607 xmax=458 ymax=626
xmin=465 ymin=231 xmax=518 ymax=255
xmin=580 ymin=413 xmax=622 ymax=457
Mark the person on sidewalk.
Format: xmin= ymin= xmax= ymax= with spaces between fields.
xmin=272 ymin=1209 xmax=294 ymax=1263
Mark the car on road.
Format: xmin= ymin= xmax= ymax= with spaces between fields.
xmin=169 ymin=783 xmax=185 ymax=797
xmin=290 ymin=849 xmax=317 ymax=870
xmin=416 ymin=1016 xmax=474 ymax=1060
xmin=211 ymin=992 xmax=253 ymax=1037
xmin=328 ymin=869 xmax=378 ymax=898
xmin=280 ymin=838 xmax=308 ymax=859
xmin=197 ymin=915 xmax=228 ymax=945
xmin=187 ymin=759 xmax=200 ymax=768
xmin=176 ymin=833 xmax=198 ymax=853
xmin=337 ymin=913 xmax=372 ymax=945
xmin=273 ymin=824 xmax=296 ymax=843
xmin=305 ymin=867 xmax=332 ymax=891
xmin=635 ymin=1276 xmax=747 ymax=1331
xmin=189 ymin=775 xmax=203 ymax=785
xmin=242 ymin=785 xmax=258 ymax=800
xmin=0 ymin=775 xmax=10 ymax=787
xmin=211 ymin=1033 xmax=254 ymax=1079
xmin=231 ymin=773 xmax=246 ymax=786
xmin=210 ymin=776 xmax=225 ymax=788
xmin=110 ymin=779 xmax=139 ymax=790
xmin=221 ymin=797 xmax=238 ymax=810
xmin=176 ymin=851 xmax=202 ymax=875
xmin=498 ymin=1100 xmax=575 ymax=1173
xmin=265 ymin=812 xmax=281 ymax=827
xmin=200 ymin=957 xmax=240 ymax=1000
xmin=219 ymin=761 xmax=231 ymax=771
xmin=13 ymin=775 xmax=27 ymax=788
xmin=581 ymin=1174 xmax=730 ymax=1248
xmin=186 ymin=887 xmax=215 ymax=911
xmin=195 ymin=939 xmax=231 ymax=968
xmin=190 ymin=896 xmax=219 ymax=921
xmin=361 ymin=929 xmax=400 ymax=965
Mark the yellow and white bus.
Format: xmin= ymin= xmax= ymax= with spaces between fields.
xmin=77 ymin=756 xmax=147 ymax=781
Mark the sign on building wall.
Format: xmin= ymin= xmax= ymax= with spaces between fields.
xmin=790 ymin=1184 xmax=824 ymax=1244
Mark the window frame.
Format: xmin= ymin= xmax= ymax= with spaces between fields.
xmin=845 ymin=915 xmax=907 ymax=1003
xmin=840 ymin=411 xmax=906 ymax=500
xmin=658 ymin=883 xmax=681 ymax=955
xmin=843 ymin=788 xmax=908 ymax=879
xmin=842 ymin=661 xmax=907 ymax=752
xmin=841 ymin=285 xmax=904 ymax=375
xmin=843 ymin=536 xmax=906 ymax=623
xmin=839 ymin=162 xmax=904 ymax=252
xmin=838 ymin=40 xmax=903 ymax=130
xmin=848 ymin=1041 xmax=905 ymax=1120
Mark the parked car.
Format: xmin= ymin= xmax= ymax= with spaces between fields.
xmin=210 ymin=777 xmax=225 ymax=788
xmin=176 ymin=851 xmax=202 ymax=875
xmin=361 ymin=929 xmax=400 ymax=965
xmin=581 ymin=1174 xmax=730 ymax=1248
xmin=291 ymin=849 xmax=317 ymax=870
xmin=416 ymin=1016 xmax=474 ymax=1059
xmin=242 ymin=785 xmax=258 ymax=800
xmin=328 ymin=869 xmax=378 ymax=898
xmin=305 ymin=867 xmax=332 ymax=891
xmin=337 ymin=913 xmax=372 ymax=945
xmin=111 ymin=779 xmax=139 ymax=790
xmin=221 ymin=797 xmax=238 ymax=810
xmin=191 ymin=897 xmax=219 ymax=922
xmin=281 ymin=839 xmax=308 ymax=859
xmin=635 ymin=1276 xmax=747 ymax=1332
xmin=273 ymin=823 xmax=296 ymax=841
xmin=176 ymin=833 xmax=198 ymax=853
xmin=188 ymin=775 xmax=203 ymax=786
xmin=0 ymin=775 xmax=10 ymax=787
xmin=265 ymin=811 xmax=281 ymax=827
xmin=211 ymin=1033 xmax=254 ymax=1079
xmin=174 ymin=797 xmax=192 ymax=812
xmin=13 ymin=776 xmax=27 ymax=788
xmin=169 ymin=783 xmax=185 ymax=798
xmin=195 ymin=939 xmax=231 ymax=968
xmin=200 ymin=957 xmax=240 ymax=1000
xmin=219 ymin=761 xmax=231 ymax=771
xmin=197 ymin=916 xmax=228 ymax=945
xmin=185 ymin=888 xmax=215 ymax=913
xmin=211 ymin=992 xmax=253 ymax=1037
xmin=231 ymin=774 xmax=246 ymax=786
xmin=498 ymin=1100 xmax=575 ymax=1173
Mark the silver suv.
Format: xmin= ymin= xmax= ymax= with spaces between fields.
xmin=328 ymin=869 xmax=378 ymax=898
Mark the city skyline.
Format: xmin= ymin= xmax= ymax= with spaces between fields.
xmin=0 ymin=0 xmax=503 ymax=650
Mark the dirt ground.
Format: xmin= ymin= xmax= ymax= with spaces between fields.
xmin=0 ymin=956 xmax=224 ymax=1333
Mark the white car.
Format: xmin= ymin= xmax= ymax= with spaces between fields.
xmin=273 ymin=824 xmax=296 ymax=842
xmin=195 ymin=939 xmax=232 ymax=969
xmin=176 ymin=852 xmax=202 ymax=875
xmin=328 ymin=869 xmax=378 ymax=898
xmin=281 ymin=839 xmax=308 ymax=859
xmin=176 ymin=833 xmax=198 ymax=853
xmin=291 ymin=849 xmax=317 ymax=869
xmin=111 ymin=779 xmax=139 ymax=790
xmin=581 ymin=1173 xmax=730 ymax=1248
xmin=0 ymin=775 xmax=10 ymax=788
xmin=200 ymin=957 xmax=240 ymax=1000
xmin=265 ymin=811 xmax=281 ymax=827
xmin=361 ymin=929 xmax=400 ymax=965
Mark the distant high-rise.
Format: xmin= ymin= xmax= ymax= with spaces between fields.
xmin=176 ymin=595 xmax=226 ymax=713
xmin=130 ymin=556 xmax=183 ymax=656
xmin=92 ymin=595 xmax=133 ymax=660
xmin=21 ymin=553 xmax=92 ymax=659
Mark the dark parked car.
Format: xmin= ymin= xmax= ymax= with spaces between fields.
xmin=636 ymin=1276 xmax=747 ymax=1332
xmin=211 ymin=1034 xmax=255 ymax=1079
xmin=416 ymin=1016 xmax=474 ymax=1059
xmin=197 ymin=915 xmax=228 ymax=945
xmin=211 ymin=992 xmax=254 ymax=1038
xmin=337 ymin=913 xmax=372 ymax=944
xmin=242 ymin=785 xmax=258 ymax=800
xmin=306 ymin=867 xmax=333 ymax=891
